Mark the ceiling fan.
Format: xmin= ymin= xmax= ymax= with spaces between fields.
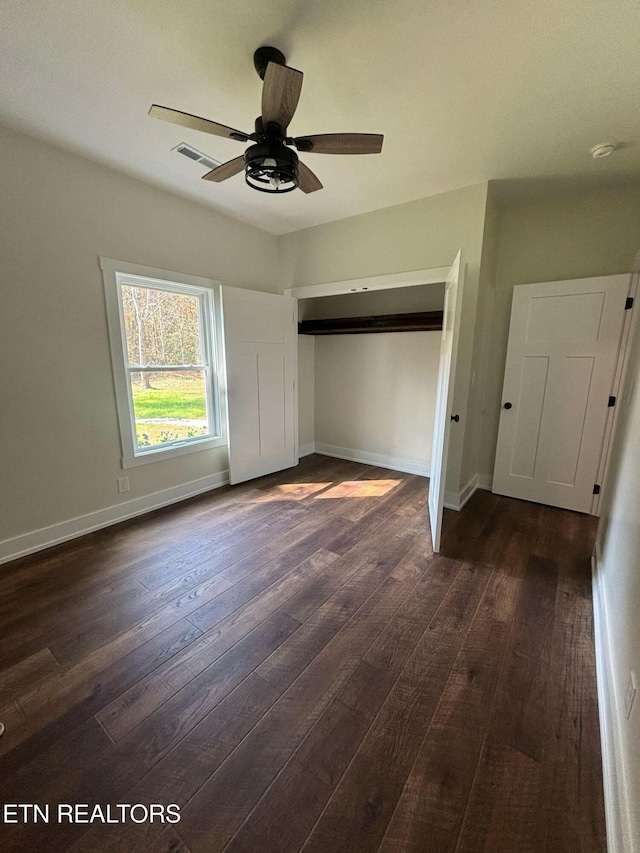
xmin=149 ymin=46 xmax=383 ymax=195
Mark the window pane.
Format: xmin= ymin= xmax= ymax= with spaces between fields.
xmin=121 ymin=285 xmax=203 ymax=366
xmin=130 ymin=370 xmax=210 ymax=448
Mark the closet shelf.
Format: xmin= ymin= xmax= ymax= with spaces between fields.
xmin=298 ymin=311 xmax=443 ymax=335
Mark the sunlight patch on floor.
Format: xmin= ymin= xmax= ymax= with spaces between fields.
xmin=314 ymin=480 xmax=401 ymax=499
xmin=251 ymin=483 xmax=333 ymax=501
xmin=252 ymin=479 xmax=403 ymax=502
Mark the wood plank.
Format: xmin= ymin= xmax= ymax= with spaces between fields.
xmin=48 ymin=571 xmax=233 ymax=665
xmin=11 ymin=612 xmax=299 ymax=853
xmin=279 ymin=482 xmax=428 ymax=625
xmin=144 ymin=827 xmax=191 ymax=852
xmin=362 ymin=554 xmax=460 ymax=676
xmin=135 ymin=503 xmax=311 ymax=591
xmin=328 ymin=475 xmax=424 ymax=535
xmin=0 ymin=647 xmax=60 ymax=693
xmin=300 ymin=630 xmax=462 ymax=853
xmin=185 ymin=516 xmax=355 ymax=629
xmin=216 ymin=474 xmax=410 ymax=585
xmin=295 ymin=560 xmax=490 ymax=853
xmin=97 ymin=549 xmax=338 ymax=742
xmin=221 ymin=556 xmax=462 ymax=853
xmin=69 ymin=675 xmax=281 ymax=852
xmin=539 ymin=504 xmax=605 ymax=852
xmin=222 ymin=663 xmax=392 ymax=853
xmin=257 ymin=516 xmax=428 ymax=693
xmin=0 ymin=717 xmax=114 ymax=852
xmin=0 ymin=487 xmax=264 ymax=607
xmin=177 ymin=543 xmax=432 ymax=852
xmin=378 ymin=644 xmax=503 ymax=853
xmin=542 ymin=587 xmax=606 ymax=853
xmin=377 ymin=534 xmax=530 ymax=852
xmin=454 ymin=551 xmax=560 ymax=852
xmin=0 ymin=618 xmax=203 ymax=770
xmin=86 ymin=611 xmax=300 ymax=792
xmin=0 ymin=458 xmax=606 ymax=853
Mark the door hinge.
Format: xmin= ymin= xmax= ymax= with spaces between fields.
xmin=608 ymin=395 xmax=616 ymax=407
xmin=593 ymin=484 xmax=601 ymax=495
xmin=625 ymin=296 xmax=634 ymax=310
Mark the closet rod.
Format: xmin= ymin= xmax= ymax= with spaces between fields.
xmin=298 ymin=310 xmax=443 ymax=335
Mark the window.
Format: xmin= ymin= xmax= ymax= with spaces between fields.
xmin=101 ymin=259 xmax=225 ymax=467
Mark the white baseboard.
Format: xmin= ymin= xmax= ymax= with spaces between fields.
xmin=592 ymin=551 xmax=630 ymax=853
xmin=314 ymin=443 xmax=429 ymax=478
xmin=444 ymin=473 xmax=479 ymax=511
xmin=0 ymin=470 xmax=229 ymax=566
xmin=299 ymin=442 xmax=316 ymax=458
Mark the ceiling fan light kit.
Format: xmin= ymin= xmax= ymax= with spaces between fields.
xmin=149 ymin=46 xmax=383 ymax=196
xmin=245 ymin=139 xmax=299 ymax=193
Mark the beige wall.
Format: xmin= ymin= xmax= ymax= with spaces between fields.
xmin=479 ymin=183 xmax=640 ymax=481
xmin=595 ymin=282 xmax=640 ymax=851
xmin=461 ymin=189 xmax=499 ymax=487
xmin=297 ymin=335 xmax=315 ymax=450
xmin=313 ymin=332 xmax=440 ymax=471
xmin=280 ymin=182 xmax=490 ymax=493
xmin=0 ymin=123 xmax=279 ymax=546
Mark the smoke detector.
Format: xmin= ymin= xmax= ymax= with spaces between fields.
xmin=590 ymin=142 xmax=617 ymax=159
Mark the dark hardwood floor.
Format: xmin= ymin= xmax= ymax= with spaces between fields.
xmin=0 ymin=455 xmax=606 ymax=852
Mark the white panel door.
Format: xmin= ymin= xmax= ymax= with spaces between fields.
xmin=492 ymin=275 xmax=629 ymax=512
xmin=222 ymin=286 xmax=297 ymax=485
xmin=429 ymin=251 xmax=464 ymax=553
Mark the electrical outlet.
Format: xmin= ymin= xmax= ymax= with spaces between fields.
xmin=624 ymin=672 xmax=637 ymax=720
xmin=117 ymin=476 xmax=130 ymax=494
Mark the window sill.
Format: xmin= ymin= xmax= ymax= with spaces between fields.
xmin=121 ymin=435 xmax=227 ymax=469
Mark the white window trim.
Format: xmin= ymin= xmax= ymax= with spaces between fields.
xmin=100 ymin=257 xmax=227 ymax=468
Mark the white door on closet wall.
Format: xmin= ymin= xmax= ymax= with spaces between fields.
xmin=428 ymin=250 xmax=464 ymax=553
xmin=492 ymin=275 xmax=629 ymax=513
xmin=222 ymin=286 xmax=297 ymax=485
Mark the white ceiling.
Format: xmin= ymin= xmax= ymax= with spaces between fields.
xmin=1 ymin=0 xmax=639 ymax=235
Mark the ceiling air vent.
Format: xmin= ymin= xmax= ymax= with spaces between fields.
xmin=173 ymin=143 xmax=220 ymax=171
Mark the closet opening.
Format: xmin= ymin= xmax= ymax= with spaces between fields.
xmin=286 ymin=257 xmax=463 ymax=553
xmin=296 ymin=282 xmax=446 ymax=479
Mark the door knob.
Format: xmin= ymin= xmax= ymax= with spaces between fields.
xmin=450 ymin=414 xmax=460 ymax=422
xmin=503 ymin=402 xmax=512 ymax=410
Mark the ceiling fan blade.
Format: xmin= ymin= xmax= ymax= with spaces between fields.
xmin=149 ymin=105 xmax=249 ymax=142
xmin=297 ymin=161 xmax=323 ymax=194
xmin=261 ymin=62 xmax=303 ymax=131
xmin=202 ymin=156 xmax=246 ymax=183
xmin=294 ymin=133 xmax=384 ymax=155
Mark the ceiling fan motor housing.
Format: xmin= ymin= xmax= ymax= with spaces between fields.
xmin=244 ymin=141 xmax=299 ymax=193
